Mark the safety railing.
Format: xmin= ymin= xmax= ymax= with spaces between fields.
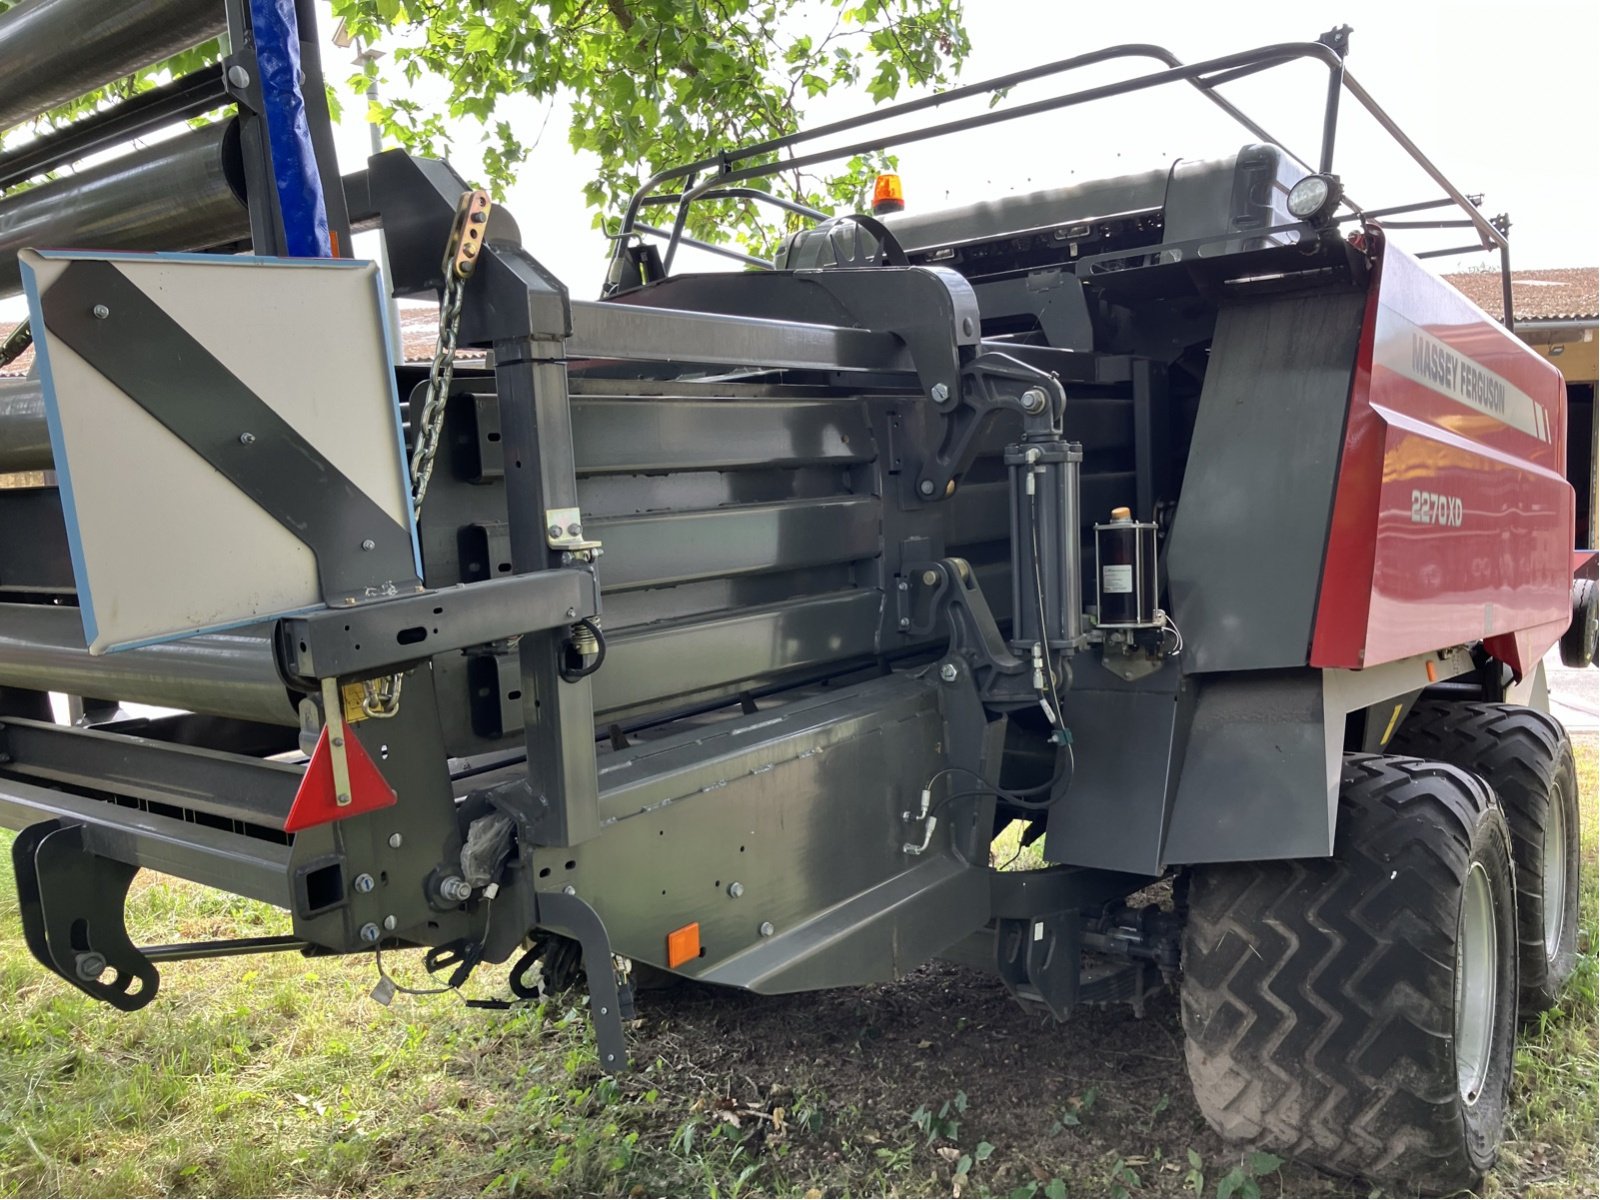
xmin=608 ymin=29 xmax=1514 ymax=328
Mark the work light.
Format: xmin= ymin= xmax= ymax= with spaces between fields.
xmin=1287 ymin=173 xmax=1342 ymax=225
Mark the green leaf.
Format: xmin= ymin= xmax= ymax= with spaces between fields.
xmin=975 ymin=1140 xmax=995 ymax=1162
xmin=23 ymin=0 xmax=969 ymax=251
xmin=1043 ymin=1179 xmax=1067 ymax=1200
xmin=1216 ymin=1166 xmax=1245 ymax=1199
xmin=1246 ymin=1151 xmax=1284 ymax=1177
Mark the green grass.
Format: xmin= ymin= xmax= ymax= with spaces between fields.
xmin=0 ymin=737 xmax=1595 ymax=1198
xmin=1488 ymin=733 xmax=1600 ymax=1199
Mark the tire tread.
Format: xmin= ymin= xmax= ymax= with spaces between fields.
xmin=1388 ymin=700 xmax=1579 ymax=1013
xmin=1182 ymin=754 xmax=1514 ymax=1191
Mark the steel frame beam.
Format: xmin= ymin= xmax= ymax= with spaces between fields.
xmin=0 ymin=774 xmax=291 ymax=905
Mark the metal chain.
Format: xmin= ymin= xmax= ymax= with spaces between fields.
xmin=407 ymin=269 xmax=467 ymax=522
xmin=360 ymin=193 xmax=482 ymax=720
xmin=0 ymin=319 xmax=32 ymax=369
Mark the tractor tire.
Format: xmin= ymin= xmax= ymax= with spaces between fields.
xmin=1561 ymin=578 xmax=1597 ymax=668
xmin=1181 ymin=754 xmax=1518 ymax=1193
xmin=1389 ymin=700 xmax=1580 ymax=1016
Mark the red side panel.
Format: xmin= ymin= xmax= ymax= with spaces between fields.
xmin=1311 ymin=232 xmax=1574 ymax=676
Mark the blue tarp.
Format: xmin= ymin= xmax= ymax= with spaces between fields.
xmin=249 ymin=0 xmax=331 ymax=257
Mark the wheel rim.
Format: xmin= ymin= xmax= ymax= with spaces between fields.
xmin=1455 ymin=862 xmax=1498 ymax=1105
xmin=1544 ymin=786 xmax=1569 ymax=961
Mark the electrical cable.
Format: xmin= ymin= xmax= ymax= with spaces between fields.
xmin=374 ymin=943 xmax=459 ymax=997
xmin=558 ymin=617 xmax=607 ymax=683
xmin=371 ymin=896 xmax=495 ymax=999
xmin=1159 ymin=610 xmax=1185 ymax=655
xmin=1027 ymin=478 xmax=1070 ymax=731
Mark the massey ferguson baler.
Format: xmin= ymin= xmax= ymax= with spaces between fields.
xmin=0 ymin=7 xmax=1591 ymax=1192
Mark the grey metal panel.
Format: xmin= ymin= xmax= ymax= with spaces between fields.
xmin=698 ymin=855 xmax=986 ymax=992
xmin=878 ymin=163 xmax=1173 ymax=253
xmin=531 ymin=674 xmax=986 ymax=991
xmin=0 ymin=378 xmax=49 ymax=473
xmin=592 ymin=590 xmax=884 ymax=718
xmin=1044 ymin=660 xmax=1189 ymax=876
xmin=0 ymin=716 xmax=300 ymax=829
xmin=1164 ymin=289 xmax=1366 ymax=673
xmin=572 ymin=393 xmax=876 ymax=473
xmin=568 ymin=299 xmax=912 ymax=374
xmin=944 ymin=479 xmax=1009 ymax=549
xmin=1159 ymin=670 xmax=1332 ymax=865
xmin=0 ymin=775 xmax=291 ymax=906
xmin=1161 ymin=652 xmax=1478 ymax=867
xmin=594 ymin=675 xmax=932 ymax=821
xmin=1162 ymin=143 xmax=1299 ymax=250
xmin=0 ymin=121 xmax=245 ymax=299
xmin=0 ymin=0 xmax=225 ymax=134
xmin=593 ymin=497 xmax=880 ymax=591
xmin=0 ymin=488 xmax=72 ymax=593
xmin=0 ymin=603 xmax=296 ymax=726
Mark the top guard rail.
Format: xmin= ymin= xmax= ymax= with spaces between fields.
xmin=606 ymin=27 xmax=1516 ymax=329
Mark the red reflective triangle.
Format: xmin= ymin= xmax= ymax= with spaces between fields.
xmin=283 ymin=724 xmax=398 ymax=833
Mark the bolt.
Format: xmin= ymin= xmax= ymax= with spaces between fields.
xmin=353 ymin=872 xmax=376 ymax=893
xmin=336 ymin=792 xmax=351 ymax=805
xmin=1021 ymin=387 xmax=1048 ymax=414
xmin=227 ymin=64 xmax=251 ymax=89
xmin=961 ymin=316 xmax=975 ymax=337
xmin=440 ymin=875 xmax=472 ymax=902
xmin=74 ymin=951 xmax=107 ymax=982
xmin=759 ymin=921 xmax=775 ymax=938
xmin=599 ymin=1006 xmax=608 ymax=1015
xmin=331 ymin=735 xmax=344 ymax=748
xmin=897 ymin=580 xmax=909 ymax=592
xmin=566 ymin=522 xmax=581 ymax=536
xmin=921 ymin=569 xmax=939 ymax=586
xmin=565 ymin=607 xmax=577 ymax=619
xmin=918 ymin=479 xmax=937 ymax=497
xmin=92 ymin=304 xmax=109 ymax=320
xmin=939 ymin=662 xmax=959 ymax=683
xmin=359 ymin=922 xmax=381 ymax=943
xmin=930 ymin=382 xmax=950 ymax=403
xmin=388 ymin=833 xmax=404 ymax=849
xmin=361 ymin=538 xmax=376 ymax=551
xmin=383 ymin=914 xmax=397 ymax=931
xmin=563 ymin=884 xmax=576 ymax=895
xmin=239 ymin=431 xmax=256 ymax=445
xmin=727 ymin=881 xmax=744 ymax=898
xmin=898 ymin=617 xmax=910 ymax=628
xmin=547 ymin=524 xmax=562 ymax=538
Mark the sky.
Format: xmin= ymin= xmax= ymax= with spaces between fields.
xmin=2 ymin=0 xmax=1597 ymax=322
xmin=322 ymin=0 xmax=1600 ymax=300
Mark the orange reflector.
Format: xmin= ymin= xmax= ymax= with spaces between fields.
xmin=666 ymin=922 xmax=701 ymax=968
xmin=871 ymin=172 xmax=905 ymax=215
xmin=1425 ymin=660 xmax=1438 ymax=682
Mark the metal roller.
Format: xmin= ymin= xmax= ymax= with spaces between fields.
xmin=0 ymin=378 xmax=49 ymax=474
xmin=0 ymin=0 xmax=226 ymax=135
xmin=0 ymin=603 xmax=298 ymax=726
xmin=0 ymin=118 xmax=246 ymax=298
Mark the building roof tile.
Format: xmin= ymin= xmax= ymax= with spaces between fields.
xmin=1442 ymin=267 xmax=1598 ymax=323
